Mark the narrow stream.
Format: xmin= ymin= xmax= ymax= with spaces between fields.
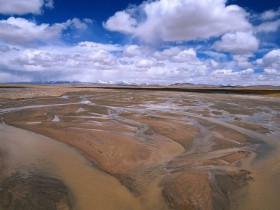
xmin=233 ymin=132 xmax=280 ymax=210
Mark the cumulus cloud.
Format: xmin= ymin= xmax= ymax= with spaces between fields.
xmin=0 ymin=40 xmax=279 ymax=85
xmin=264 ymin=69 xmax=280 ymax=75
xmin=66 ymin=18 xmax=92 ymax=30
xmin=104 ymin=11 xmax=136 ymax=34
xmin=2 ymin=42 xmax=121 ymax=73
xmin=260 ymin=8 xmax=280 ymax=21
xmin=209 ymin=59 xmax=219 ymax=68
xmin=0 ymin=42 xmax=206 ymax=83
xmin=171 ymin=49 xmax=197 ymax=63
xmin=258 ymin=68 xmax=280 ymax=85
xmin=136 ymin=59 xmax=154 ymax=68
xmin=78 ymin=41 xmax=121 ymax=52
xmin=104 ymin=0 xmax=251 ymax=43
xmin=123 ymin=45 xmax=149 ymax=57
xmin=233 ymin=54 xmax=253 ymax=68
xmin=0 ymin=0 xmax=53 ymax=15
xmin=213 ymin=32 xmax=259 ymax=54
xmin=0 ymin=17 xmax=92 ymax=44
xmin=0 ymin=17 xmax=62 ymax=44
xmin=256 ymin=49 xmax=280 ymax=68
xmin=153 ymin=47 xmax=181 ymax=60
xmin=0 ymin=0 xmax=279 ymax=86
xmin=206 ymin=68 xmax=262 ymax=85
xmin=153 ymin=47 xmax=198 ymax=63
xmin=256 ymin=19 xmax=280 ymax=33
xmin=255 ymin=8 xmax=280 ymax=33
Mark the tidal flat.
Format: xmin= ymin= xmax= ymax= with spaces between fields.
xmin=0 ymin=85 xmax=280 ymax=210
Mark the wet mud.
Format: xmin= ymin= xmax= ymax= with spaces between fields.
xmin=0 ymin=172 xmax=74 ymax=210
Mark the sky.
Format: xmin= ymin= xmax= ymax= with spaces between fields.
xmin=0 ymin=0 xmax=279 ymax=85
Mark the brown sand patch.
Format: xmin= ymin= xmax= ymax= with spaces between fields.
xmin=16 ymin=122 xmax=152 ymax=174
xmin=203 ymin=151 xmax=251 ymax=166
xmin=163 ymin=170 xmax=253 ymax=210
xmin=163 ymin=172 xmax=215 ymax=210
xmin=210 ymin=125 xmax=255 ymax=145
xmin=120 ymin=113 xmax=199 ymax=150
xmin=231 ymin=121 xmax=270 ymax=134
xmin=211 ymin=136 xmax=243 ymax=150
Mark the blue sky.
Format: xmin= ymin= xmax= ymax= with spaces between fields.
xmin=0 ymin=0 xmax=279 ymax=85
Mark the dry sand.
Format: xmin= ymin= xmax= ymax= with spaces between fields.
xmin=0 ymin=85 xmax=279 ymax=210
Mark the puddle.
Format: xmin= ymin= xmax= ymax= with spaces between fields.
xmin=52 ymin=115 xmax=60 ymax=122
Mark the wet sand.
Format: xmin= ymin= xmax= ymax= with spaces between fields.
xmin=0 ymin=86 xmax=280 ymax=210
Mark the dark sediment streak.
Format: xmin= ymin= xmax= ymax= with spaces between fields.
xmin=0 ymin=172 xmax=75 ymax=210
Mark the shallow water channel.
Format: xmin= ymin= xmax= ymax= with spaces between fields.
xmin=0 ymin=123 xmax=145 ymax=210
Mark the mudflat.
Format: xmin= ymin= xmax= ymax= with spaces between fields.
xmin=0 ymin=85 xmax=280 ymax=210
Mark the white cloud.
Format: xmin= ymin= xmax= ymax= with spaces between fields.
xmin=88 ymin=50 xmax=117 ymax=66
xmin=171 ymin=49 xmax=197 ymax=63
xmin=209 ymin=59 xmax=219 ymax=68
xmin=202 ymin=51 xmax=227 ymax=60
xmin=123 ymin=45 xmax=149 ymax=57
xmin=256 ymin=19 xmax=280 ymax=33
xmin=136 ymin=59 xmax=154 ymax=68
xmin=0 ymin=41 xmax=279 ymax=86
xmin=233 ymin=54 xmax=253 ymax=68
xmin=212 ymin=69 xmax=235 ymax=76
xmin=260 ymin=8 xmax=280 ymax=21
xmin=104 ymin=11 xmax=136 ymax=34
xmin=0 ymin=17 xmax=63 ymax=44
xmin=0 ymin=42 xmax=206 ymax=83
xmin=212 ymin=68 xmax=254 ymax=76
xmin=104 ymin=0 xmax=251 ymax=43
xmin=66 ymin=18 xmax=91 ymax=30
xmin=0 ymin=0 xmax=53 ymax=15
xmin=0 ymin=17 xmax=92 ymax=44
xmin=1 ymin=42 xmax=123 ymax=76
xmin=152 ymin=47 xmax=202 ymax=68
xmin=77 ymin=41 xmax=121 ymax=52
xmin=264 ymin=69 xmax=280 ymax=75
xmin=210 ymin=68 xmax=255 ymax=85
xmin=256 ymin=49 xmax=280 ymax=68
xmin=213 ymin=32 xmax=259 ymax=54
xmin=258 ymin=68 xmax=280 ymax=85
xmin=153 ymin=47 xmax=181 ymax=60
xmin=176 ymin=66 xmax=207 ymax=77
xmin=241 ymin=68 xmax=254 ymax=74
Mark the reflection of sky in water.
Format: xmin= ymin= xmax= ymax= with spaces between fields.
xmin=60 ymin=95 xmax=69 ymax=99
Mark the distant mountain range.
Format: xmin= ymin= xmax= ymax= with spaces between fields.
xmin=5 ymin=80 xmax=137 ymax=86
xmin=7 ymin=81 xmax=81 ymax=85
xmin=3 ymin=81 xmax=279 ymax=87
